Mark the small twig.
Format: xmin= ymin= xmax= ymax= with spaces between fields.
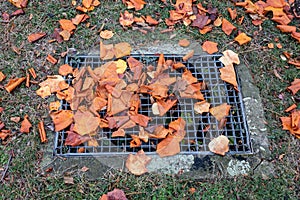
xmin=1 ymin=150 xmax=14 ymax=183
xmin=264 ymin=108 xmax=284 ymax=117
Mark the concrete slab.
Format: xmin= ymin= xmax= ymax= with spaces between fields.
xmin=40 ymin=36 xmax=274 ymax=179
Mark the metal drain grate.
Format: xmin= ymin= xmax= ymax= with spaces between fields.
xmin=53 ymin=54 xmax=252 ymax=156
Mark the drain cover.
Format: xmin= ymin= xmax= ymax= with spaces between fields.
xmin=54 ymin=54 xmax=252 ymax=156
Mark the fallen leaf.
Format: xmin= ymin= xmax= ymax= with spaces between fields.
xmin=60 ymin=30 xmax=71 ymax=41
xmin=285 ymin=104 xmax=297 ymax=112
xmin=8 ymin=0 xmax=28 ymax=8
xmin=28 ymin=68 xmax=37 ymax=79
xmin=59 ymin=19 xmax=76 ymax=32
xmin=145 ymin=15 xmax=159 ymax=25
xmin=112 ymin=128 xmax=126 ymax=137
xmin=130 ymin=114 xmax=150 ymax=127
xmin=268 ymin=43 xmax=274 ymax=48
xmin=59 ymin=64 xmax=73 ymax=76
xmin=227 ymin=8 xmax=237 ymax=20
xmin=100 ymin=30 xmax=114 ymax=39
xmin=27 ymin=32 xmax=46 ymax=43
xmin=50 ymin=110 xmax=74 ymax=131
xmin=71 ymin=14 xmax=89 ymax=25
xmin=5 ymin=77 xmax=26 ymax=93
xmin=280 ymin=111 xmax=300 ymax=139
xmin=219 ymin=64 xmax=238 ymax=90
xmin=0 ymin=71 xmax=6 ymax=82
xmin=219 ymin=50 xmax=240 ymax=65
xmin=65 ymin=130 xmax=91 ymax=146
xmin=39 ymin=75 xmax=68 ymax=93
xmin=210 ymin=103 xmax=231 ymax=121
xmin=202 ymin=41 xmax=218 ymax=54
xmin=194 ymin=101 xmax=210 ymax=114
xmin=64 ymin=176 xmax=74 ymax=184
xmin=0 ymin=130 xmax=10 ymax=140
xmin=234 ymin=32 xmax=252 ymax=45
xmin=20 ymin=115 xmax=32 ymax=133
xmin=38 ymin=121 xmax=47 ymax=143
xmin=178 ymin=39 xmax=190 ymax=47
xmin=288 ymin=79 xmax=300 ymax=95
xmin=114 ymin=42 xmax=131 ymax=58
xmin=100 ymin=41 xmax=115 ymax=60
xmin=107 ymin=189 xmax=127 ymax=200
xmin=208 ymin=135 xmax=229 ymax=156
xmin=10 ymin=116 xmax=20 ymax=123
xmin=156 ymin=135 xmax=180 ymax=157
xmin=276 ymin=25 xmax=297 ymax=33
xmin=182 ymin=50 xmax=194 ymax=61
xmin=222 ymin=18 xmax=236 ymax=35
xmin=126 ymin=149 xmax=152 ymax=175
xmin=119 ymin=11 xmax=134 ymax=27
xmin=199 ymin=25 xmax=213 ymax=34
xmin=36 ymin=85 xmax=51 ymax=98
xmin=115 ymin=59 xmax=128 ymax=74
xmin=73 ymin=107 xmax=100 ymax=135
xmin=191 ymin=14 xmax=209 ymax=29
xmin=46 ymin=54 xmax=58 ymax=65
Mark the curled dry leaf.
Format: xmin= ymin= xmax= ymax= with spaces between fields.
xmin=50 ymin=110 xmax=74 ymax=131
xmin=126 ymin=149 xmax=151 ymax=175
xmin=287 ymin=79 xmax=300 ymax=95
xmin=71 ymin=14 xmax=89 ymax=25
xmin=39 ymin=75 xmax=68 ymax=93
xmin=38 ymin=121 xmax=47 ymax=143
xmin=100 ymin=30 xmax=114 ymax=39
xmin=227 ymin=8 xmax=237 ymax=20
xmin=0 ymin=71 xmax=6 ymax=82
xmin=5 ymin=77 xmax=26 ymax=93
xmin=202 ymin=41 xmax=218 ymax=54
xmin=234 ymin=33 xmax=252 ymax=45
xmin=8 ymin=0 xmax=28 ymax=8
xmin=178 ymin=39 xmax=190 ymax=47
xmin=49 ymin=101 xmax=61 ymax=112
xmin=46 ymin=54 xmax=58 ymax=65
xmin=28 ymin=32 xmax=46 ymax=43
xmin=20 ymin=115 xmax=32 ymax=133
xmin=276 ymin=25 xmax=296 ymax=33
xmin=208 ymin=135 xmax=229 ymax=156
xmin=280 ymin=110 xmax=300 ymax=139
xmin=182 ymin=50 xmax=194 ymax=61
xmin=210 ymin=103 xmax=231 ymax=121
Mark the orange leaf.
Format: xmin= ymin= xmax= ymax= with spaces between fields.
xmin=156 ymin=136 xmax=180 ymax=157
xmin=210 ymin=103 xmax=231 ymax=121
xmin=8 ymin=0 xmax=28 ymax=8
xmin=82 ymin=0 xmax=93 ymax=8
xmin=182 ymin=50 xmax=194 ymax=61
xmin=50 ymin=110 xmax=74 ymax=131
xmin=276 ymin=25 xmax=296 ymax=33
xmin=59 ymin=64 xmax=73 ymax=76
xmin=59 ymin=19 xmax=76 ymax=32
xmin=227 ymin=8 xmax=237 ymax=20
xmin=114 ymin=42 xmax=131 ymax=58
xmin=5 ymin=77 xmax=26 ymax=93
xmin=71 ymin=14 xmax=89 ymax=25
xmin=202 ymin=41 xmax=218 ymax=54
xmin=272 ymin=14 xmax=291 ymax=25
xmin=199 ymin=25 xmax=213 ymax=34
xmin=100 ymin=30 xmax=114 ymax=39
xmin=0 ymin=71 xmax=6 ymax=82
xmin=234 ymin=32 xmax=251 ymax=45
xmin=20 ymin=115 xmax=32 ymax=133
xmin=46 ymin=54 xmax=58 ymax=65
xmin=208 ymin=135 xmax=229 ymax=156
xmin=49 ymin=101 xmax=61 ymax=112
xmin=219 ymin=64 xmax=238 ymax=89
xmin=119 ymin=11 xmax=134 ymax=27
xmin=285 ymin=104 xmax=297 ymax=112
xmin=73 ymin=108 xmax=100 ymax=135
xmin=126 ymin=149 xmax=151 ymax=175
xmin=222 ymin=18 xmax=236 ymax=35
xmin=39 ymin=75 xmax=68 ymax=93
xmin=291 ymin=32 xmax=300 ymax=42
xmin=112 ymin=128 xmax=126 ymax=137
xmin=130 ymin=114 xmax=150 ymax=127
xmin=178 ymin=39 xmax=190 ymax=47
xmin=130 ymin=135 xmax=142 ymax=148
xmin=0 ymin=130 xmax=10 ymax=140
xmin=36 ymin=85 xmax=51 ymax=98
xmin=288 ymin=79 xmax=300 ymax=95
xmin=145 ymin=15 xmax=159 ymax=25
xmin=100 ymin=41 xmax=115 ymax=60
xmin=194 ymin=101 xmax=210 ymax=114
xmin=27 ymin=32 xmax=46 ymax=43
xmin=59 ymin=30 xmax=71 ymax=41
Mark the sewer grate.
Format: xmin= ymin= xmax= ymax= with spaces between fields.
xmin=53 ymin=54 xmax=252 ymax=156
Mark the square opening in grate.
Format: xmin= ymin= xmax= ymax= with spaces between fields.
xmin=53 ymin=54 xmax=252 ymax=156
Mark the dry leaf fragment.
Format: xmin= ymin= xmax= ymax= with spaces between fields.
xmin=288 ymin=79 xmax=300 ymax=95
xmin=8 ymin=0 xmax=28 ymax=8
xmin=100 ymin=41 xmax=115 ymax=60
xmin=59 ymin=19 xmax=76 ymax=32
xmin=222 ymin=18 xmax=236 ymax=35
xmin=227 ymin=8 xmax=237 ymax=20
xmin=194 ymin=101 xmax=210 ymax=114
xmin=0 ymin=130 xmax=10 ymax=140
xmin=36 ymin=85 xmax=51 ymax=98
xmin=182 ymin=50 xmax=194 ymax=61
xmin=10 ymin=116 xmax=20 ymax=123
xmin=64 ymin=176 xmax=74 ymax=184
xmin=49 ymin=101 xmax=61 ymax=111
xmin=59 ymin=30 xmax=71 ymax=41
xmin=285 ymin=104 xmax=297 ymax=112
xmin=50 ymin=110 xmax=74 ymax=131
xmin=28 ymin=68 xmax=37 ymax=79
xmin=234 ymin=32 xmax=252 ymax=45
xmin=38 ymin=121 xmax=47 ymax=143
xmin=114 ymin=42 xmax=131 ymax=58
xmin=65 ymin=130 xmax=91 ymax=146
xmin=156 ymin=136 xmax=180 ymax=157
xmin=276 ymin=25 xmax=296 ymax=33
xmin=219 ymin=64 xmax=238 ymax=90
xmin=210 ymin=103 xmax=231 ymax=121
xmin=73 ymin=108 xmax=100 ymax=135
xmin=71 ymin=14 xmax=89 ymax=25
xmin=178 ymin=39 xmax=190 ymax=47
xmin=115 ymin=59 xmax=128 ymax=74
xmin=0 ymin=71 xmax=6 ymax=82
xmin=202 ymin=41 xmax=218 ymax=54
xmin=119 ymin=11 xmax=134 ymax=27
xmin=5 ymin=77 xmax=26 ymax=93
xmin=27 ymin=32 xmax=46 ymax=43
xmin=208 ymin=135 xmax=229 ymax=156
xmin=39 ymin=75 xmax=68 ymax=93
xmin=46 ymin=54 xmax=58 ymax=65
xmin=219 ymin=50 xmax=240 ymax=65
xmin=126 ymin=149 xmax=151 ymax=175
xmin=59 ymin=64 xmax=73 ymax=76
xmin=112 ymin=128 xmax=126 ymax=137
xmin=145 ymin=15 xmax=159 ymax=25
xmin=106 ymin=189 xmax=127 ymax=200
xmin=20 ymin=115 xmax=32 ymax=133
xmin=100 ymin=30 xmax=114 ymax=39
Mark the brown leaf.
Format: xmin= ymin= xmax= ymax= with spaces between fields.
xmin=0 ymin=71 xmax=6 ymax=82
xmin=178 ymin=39 xmax=190 ymax=47
xmin=119 ymin=11 xmax=134 ymax=27
xmin=126 ymin=149 xmax=151 ymax=175
xmin=112 ymin=128 xmax=126 ymax=137
xmin=191 ymin=14 xmax=209 ymax=29
xmin=73 ymin=107 xmax=100 ymax=135
xmin=59 ymin=19 xmax=76 ymax=32
xmin=0 ymin=130 xmax=10 ymax=140
xmin=65 ymin=130 xmax=91 ymax=146
xmin=276 ymin=25 xmax=297 ymax=33
xmin=100 ymin=30 xmax=114 ymax=39
xmin=145 ymin=15 xmax=159 ymax=25
xmin=27 ymin=32 xmax=46 ymax=43
xmin=107 ymin=189 xmax=127 ymax=200
xmin=210 ymin=103 xmax=231 ymax=121
xmin=219 ymin=64 xmax=238 ymax=90
xmin=219 ymin=50 xmax=240 ymax=65
xmin=71 ymin=14 xmax=89 ymax=25
xmin=194 ymin=101 xmax=210 ymax=114
xmin=38 ymin=121 xmax=47 ymax=143
xmin=50 ymin=110 xmax=74 ymax=131
xmin=202 ymin=41 xmax=218 ymax=54
xmin=64 ymin=176 xmax=74 ymax=184
xmin=234 ymin=32 xmax=252 ymax=45
xmin=208 ymin=135 xmax=229 ymax=156
xmin=59 ymin=64 xmax=73 ymax=76
xmin=288 ymin=79 xmax=300 ymax=95
xmin=222 ymin=18 xmax=236 ymax=35
xmin=39 ymin=75 xmax=68 ymax=93
xmin=114 ymin=42 xmax=131 ymax=58
xmin=285 ymin=104 xmax=297 ymax=112
xmin=8 ymin=0 xmax=28 ymax=8
xmin=100 ymin=41 xmax=115 ymax=60
xmin=10 ymin=116 xmax=20 ymax=123
xmin=156 ymin=136 xmax=180 ymax=157
xmin=60 ymin=30 xmax=71 ymax=41
xmin=227 ymin=8 xmax=237 ymax=20
xmin=130 ymin=114 xmax=150 ymax=127
xmin=36 ymin=85 xmax=51 ymax=98
xmin=20 ymin=114 xmax=32 ymax=133
xmin=46 ymin=54 xmax=58 ymax=65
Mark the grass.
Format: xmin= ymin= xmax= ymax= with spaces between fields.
xmin=0 ymin=0 xmax=299 ymax=199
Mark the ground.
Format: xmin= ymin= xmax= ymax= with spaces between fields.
xmin=0 ymin=0 xmax=299 ymax=199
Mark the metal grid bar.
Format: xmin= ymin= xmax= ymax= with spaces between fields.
xmin=53 ymin=54 xmax=252 ymax=156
